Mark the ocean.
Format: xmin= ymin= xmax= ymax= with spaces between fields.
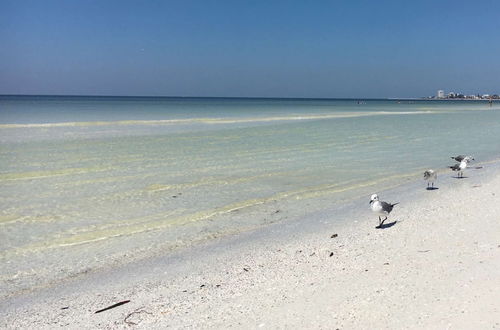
xmin=1 ymin=95 xmax=500 ymax=297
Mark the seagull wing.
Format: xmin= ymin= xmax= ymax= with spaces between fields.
xmin=380 ymin=201 xmax=396 ymax=213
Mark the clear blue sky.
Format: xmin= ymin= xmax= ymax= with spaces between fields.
xmin=1 ymin=0 xmax=499 ymax=98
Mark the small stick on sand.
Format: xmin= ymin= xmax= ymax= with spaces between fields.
xmin=95 ymin=300 xmax=130 ymax=314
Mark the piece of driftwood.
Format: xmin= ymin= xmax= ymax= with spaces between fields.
xmin=95 ymin=300 xmax=130 ymax=313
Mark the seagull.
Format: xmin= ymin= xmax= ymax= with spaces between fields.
xmin=450 ymin=155 xmax=474 ymax=162
xmin=369 ymin=194 xmax=398 ymax=228
xmin=449 ymin=159 xmax=469 ymax=178
xmin=423 ymin=169 xmax=437 ymax=189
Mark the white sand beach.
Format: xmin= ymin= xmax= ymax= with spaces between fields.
xmin=1 ymin=162 xmax=499 ymax=329
xmin=2 ymin=0 xmax=500 ymax=328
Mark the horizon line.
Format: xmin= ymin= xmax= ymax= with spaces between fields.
xmin=0 ymin=94 xmax=428 ymax=101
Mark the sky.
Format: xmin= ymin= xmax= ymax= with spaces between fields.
xmin=1 ymin=0 xmax=499 ymax=98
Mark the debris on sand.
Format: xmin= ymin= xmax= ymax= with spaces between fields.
xmin=95 ymin=300 xmax=130 ymax=314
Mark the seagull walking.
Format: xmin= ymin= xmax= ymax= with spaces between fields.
xmin=449 ymin=159 xmax=469 ymax=178
xmin=369 ymin=194 xmax=398 ymax=228
xmin=423 ymin=169 xmax=437 ymax=189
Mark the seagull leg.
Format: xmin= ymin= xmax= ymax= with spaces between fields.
xmin=380 ymin=216 xmax=387 ymax=226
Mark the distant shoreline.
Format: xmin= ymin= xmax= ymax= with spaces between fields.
xmin=419 ymin=98 xmax=497 ymax=101
xmin=0 ymin=94 xmax=497 ymax=102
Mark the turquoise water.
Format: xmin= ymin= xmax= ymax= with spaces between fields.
xmin=1 ymin=96 xmax=500 ymax=297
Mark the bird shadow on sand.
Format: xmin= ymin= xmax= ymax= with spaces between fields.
xmin=453 ymin=176 xmax=468 ymax=179
xmin=375 ymin=220 xmax=397 ymax=229
xmin=426 ymin=187 xmax=439 ymax=190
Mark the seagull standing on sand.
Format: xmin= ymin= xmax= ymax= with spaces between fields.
xmin=449 ymin=159 xmax=469 ymax=178
xmin=369 ymin=194 xmax=398 ymax=228
xmin=423 ymin=169 xmax=437 ymax=189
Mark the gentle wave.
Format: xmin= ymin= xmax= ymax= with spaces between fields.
xmin=0 ymin=166 xmax=115 ymax=181
xmin=144 ymin=170 xmax=300 ymax=193
xmin=0 ymin=214 xmax=23 ymax=225
xmin=0 ymin=214 xmax=60 ymax=226
xmin=0 ymin=111 xmax=439 ymax=128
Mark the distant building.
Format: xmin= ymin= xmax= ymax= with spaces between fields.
xmin=424 ymin=90 xmax=498 ymax=100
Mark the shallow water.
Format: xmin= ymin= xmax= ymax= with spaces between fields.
xmin=1 ymin=96 xmax=500 ymax=297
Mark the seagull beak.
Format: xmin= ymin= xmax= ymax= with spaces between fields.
xmin=369 ymin=200 xmax=373 ymax=204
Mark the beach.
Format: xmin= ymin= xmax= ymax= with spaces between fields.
xmin=2 ymin=0 xmax=500 ymax=327
xmin=1 ymin=97 xmax=500 ymax=328
xmin=1 ymin=158 xmax=499 ymax=329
